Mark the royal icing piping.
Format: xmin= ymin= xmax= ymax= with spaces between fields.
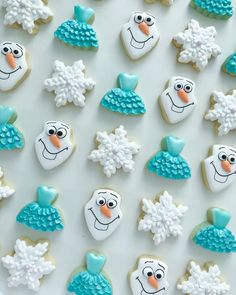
xmin=0 ymin=167 xmax=15 ymax=201
xmin=147 ymin=136 xmax=191 ymax=179
xmin=0 ymin=105 xmax=24 ymax=150
xmin=1 ymin=0 xmax=53 ymax=34
xmin=44 ymin=60 xmax=95 ymax=108
xmin=138 ymin=191 xmax=188 ymax=246
xmin=121 ymin=11 xmax=160 ymax=60
xmin=1 ymin=239 xmax=55 ymax=291
xmin=205 ymin=90 xmax=236 ymax=136
xmin=35 ymin=121 xmax=74 ymax=170
xmin=145 ymin=0 xmax=174 ymax=5
xmin=173 ymin=19 xmax=221 ymax=71
xmin=67 ymin=251 xmax=112 ymax=295
xmin=159 ymin=76 xmax=196 ymax=124
xmin=84 ymin=189 xmax=122 ymax=241
xmin=17 ymin=186 xmax=64 ymax=232
xmin=88 ymin=125 xmax=140 ymax=178
xmin=54 ymin=5 xmax=98 ymax=49
xmin=192 ymin=207 xmax=236 ymax=253
xmin=177 ymin=261 xmax=230 ymax=295
xmin=100 ymin=73 xmax=146 ymax=115
xmin=130 ymin=256 xmax=169 ymax=295
xmin=223 ymin=52 xmax=236 ymax=76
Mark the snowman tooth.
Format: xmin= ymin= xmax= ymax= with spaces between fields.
xmin=214 ymin=171 xmax=228 ymax=183
xmin=0 ymin=71 xmax=10 ymax=80
xmin=171 ymin=103 xmax=184 ymax=113
xmin=94 ymin=219 xmax=109 ymax=231
xmin=42 ymin=148 xmax=57 ymax=161
xmin=130 ymin=38 xmax=145 ymax=49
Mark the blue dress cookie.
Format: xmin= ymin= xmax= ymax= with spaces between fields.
xmin=222 ymin=52 xmax=236 ymax=76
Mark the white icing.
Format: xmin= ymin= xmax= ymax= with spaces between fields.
xmin=84 ymin=189 xmax=122 ymax=240
xmin=0 ymin=167 xmax=15 ymax=200
xmin=205 ymin=90 xmax=236 ymax=136
xmin=121 ymin=12 xmax=160 ymax=60
xmin=130 ymin=257 xmax=169 ymax=295
xmin=145 ymin=0 xmax=173 ymax=5
xmin=44 ymin=60 xmax=95 ymax=108
xmin=0 ymin=41 xmax=29 ymax=91
xmin=138 ymin=191 xmax=188 ymax=245
xmin=1 ymin=239 xmax=55 ymax=292
xmin=35 ymin=121 xmax=74 ymax=170
xmin=88 ymin=125 xmax=140 ymax=178
xmin=177 ymin=261 xmax=230 ymax=295
xmin=203 ymin=144 xmax=236 ymax=192
xmin=1 ymin=0 xmax=53 ymax=34
xmin=160 ymin=76 xmax=196 ymax=124
xmin=173 ymin=19 xmax=221 ymax=70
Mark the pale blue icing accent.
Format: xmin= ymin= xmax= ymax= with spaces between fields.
xmin=211 ymin=208 xmax=231 ymax=229
xmin=37 ymin=186 xmax=58 ymax=207
xmin=118 ymin=73 xmax=138 ymax=92
xmin=223 ymin=52 xmax=236 ymax=76
xmin=161 ymin=136 xmax=185 ymax=156
xmin=86 ymin=252 xmax=106 ymax=275
xmin=74 ymin=5 xmax=94 ymax=23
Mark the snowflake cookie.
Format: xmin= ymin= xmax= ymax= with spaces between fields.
xmin=145 ymin=0 xmax=173 ymax=5
xmin=177 ymin=261 xmax=230 ymax=295
xmin=2 ymin=238 xmax=55 ymax=291
xmin=138 ymin=191 xmax=188 ymax=246
xmin=88 ymin=125 xmax=140 ymax=178
xmin=44 ymin=60 xmax=95 ymax=108
xmin=1 ymin=0 xmax=53 ymax=34
xmin=205 ymin=90 xmax=236 ymax=136
xmin=173 ymin=19 xmax=221 ymax=71
xmin=0 ymin=167 xmax=15 ymax=201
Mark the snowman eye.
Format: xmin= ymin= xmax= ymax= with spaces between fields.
xmin=218 ymin=152 xmax=227 ymax=161
xmin=228 ymin=154 xmax=236 ymax=164
xmin=13 ymin=49 xmax=23 ymax=58
xmin=142 ymin=267 xmax=154 ymax=277
xmin=134 ymin=14 xmax=144 ymax=24
xmin=184 ymin=84 xmax=193 ymax=93
xmin=96 ymin=197 xmax=106 ymax=206
xmin=57 ymin=127 xmax=67 ymax=139
xmin=1 ymin=45 xmax=12 ymax=55
xmin=46 ymin=125 xmax=57 ymax=135
xmin=107 ymin=199 xmax=117 ymax=209
xmin=145 ymin=16 xmax=154 ymax=26
xmin=155 ymin=269 xmax=164 ymax=280
xmin=174 ymin=82 xmax=183 ymax=91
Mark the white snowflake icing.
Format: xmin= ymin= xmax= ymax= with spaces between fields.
xmin=173 ymin=19 xmax=221 ymax=70
xmin=0 ymin=167 xmax=15 ymax=201
xmin=177 ymin=261 xmax=230 ymax=295
xmin=88 ymin=125 xmax=140 ymax=178
xmin=1 ymin=0 xmax=53 ymax=34
xmin=138 ymin=191 xmax=188 ymax=246
xmin=2 ymin=239 xmax=55 ymax=292
xmin=205 ymin=90 xmax=236 ymax=136
xmin=44 ymin=60 xmax=96 ymax=108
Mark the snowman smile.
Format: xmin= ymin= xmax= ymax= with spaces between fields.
xmin=136 ymin=277 xmax=165 ymax=294
xmin=38 ymin=138 xmax=69 ymax=161
xmin=167 ymin=93 xmax=194 ymax=113
xmin=88 ymin=208 xmax=120 ymax=231
xmin=127 ymin=28 xmax=153 ymax=49
xmin=0 ymin=66 xmax=22 ymax=80
xmin=210 ymin=161 xmax=235 ymax=183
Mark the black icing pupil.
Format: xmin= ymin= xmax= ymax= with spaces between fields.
xmin=137 ymin=15 xmax=142 ymax=20
xmin=99 ymin=200 xmax=104 ymax=205
xmin=177 ymin=84 xmax=181 ymax=89
xmin=49 ymin=129 xmax=55 ymax=135
xmin=231 ymin=157 xmax=235 ymax=162
xmin=186 ymin=86 xmax=190 ymax=90
xmin=222 ymin=155 xmax=227 ymax=160
xmin=147 ymin=272 xmax=153 ymax=277
xmin=3 ymin=47 xmax=9 ymax=52
xmin=146 ymin=17 xmax=151 ymax=22
xmin=156 ymin=274 xmax=162 ymax=279
xmin=14 ymin=50 xmax=19 ymax=54
xmin=109 ymin=202 xmax=113 ymax=207
xmin=57 ymin=131 xmax=63 ymax=137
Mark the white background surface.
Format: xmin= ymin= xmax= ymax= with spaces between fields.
xmin=0 ymin=0 xmax=236 ymax=294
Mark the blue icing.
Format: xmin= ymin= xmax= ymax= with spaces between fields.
xmin=100 ymin=73 xmax=146 ymax=115
xmin=223 ymin=52 xmax=236 ymax=76
xmin=16 ymin=186 xmax=64 ymax=232
xmin=147 ymin=136 xmax=191 ymax=179
xmin=54 ymin=5 xmax=98 ymax=49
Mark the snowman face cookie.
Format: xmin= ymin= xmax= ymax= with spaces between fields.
xmin=35 ymin=121 xmax=74 ymax=170
xmin=84 ymin=189 xmax=122 ymax=240
xmin=203 ymin=145 xmax=236 ymax=192
xmin=121 ymin=12 xmax=160 ymax=60
xmin=130 ymin=257 xmax=168 ymax=295
xmin=0 ymin=42 xmax=29 ymax=91
xmin=160 ymin=77 xmax=196 ymax=124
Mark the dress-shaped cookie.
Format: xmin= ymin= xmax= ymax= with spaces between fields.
xmin=0 ymin=106 xmax=24 ymax=150
xmin=222 ymin=52 xmax=236 ymax=76
xmin=191 ymin=207 xmax=236 ymax=253
xmin=147 ymin=136 xmax=191 ymax=179
xmin=54 ymin=5 xmax=98 ymax=49
xmin=17 ymin=186 xmax=64 ymax=232
xmin=100 ymin=73 xmax=146 ymax=115
xmin=67 ymin=251 xmax=112 ymax=295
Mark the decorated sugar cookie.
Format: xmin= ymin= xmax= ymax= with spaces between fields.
xmin=100 ymin=73 xmax=146 ymax=115
xmin=1 ymin=0 xmax=53 ymax=34
xmin=145 ymin=0 xmax=174 ymax=5
xmin=177 ymin=261 xmax=230 ymax=294
xmin=223 ymin=51 xmax=236 ymax=76
xmin=0 ymin=167 xmax=15 ymax=201
xmin=0 ymin=41 xmax=30 ymax=91
xmin=54 ymin=5 xmax=98 ymax=49
xmin=88 ymin=125 xmax=140 ymax=178
xmin=0 ymin=106 xmax=24 ymax=150
xmin=1 ymin=238 xmax=55 ymax=291
xmin=138 ymin=191 xmax=188 ymax=246
xmin=44 ymin=60 xmax=95 ymax=107
xmin=35 ymin=121 xmax=74 ymax=170
xmin=159 ymin=77 xmax=196 ymax=124
xmin=173 ymin=19 xmax=221 ymax=71
xmin=190 ymin=0 xmax=233 ymax=20
xmin=121 ymin=11 xmax=160 ymax=60
xmin=191 ymin=207 xmax=236 ymax=253
xmin=85 ymin=189 xmax=122 ymax=240
xmin=202 ymin=144 xmax=236 ymax=192
xmin=129 ymin=256 xmax=169 ymax=295
xmin=67 ymin=251 xmax=112 ymax=295
xmin=205 ymin=90 xmax=236 ymax=136
xmin=17 ymin=186 xmax=64 ymax=232
xmin=147 ymin=136 xmax=191 ymax=179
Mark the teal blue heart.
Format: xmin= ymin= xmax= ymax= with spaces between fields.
xmin=0 ymin=106 xmax=14 ymax=125
xmin=37 ymin=186 xmax=58 ymax=207
xmin=162 ymin=136 xmax=185 ymax=156
xmin=211 ymin=207 xmax=231 ymax=229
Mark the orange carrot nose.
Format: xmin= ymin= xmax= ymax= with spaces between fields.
xmin=221 ymin=160 xmax=231 ymax=173
xmin=177 ymin=89 xmax=189 ymax=103
xmin=6 ymin=52 xmax=16 ymax=69
xmin=138 ymin=22 xmax=150 ymax=35
xmin=100 ymin=204 xmax=112 ymax=218
xmin=49 ymin=134 xmax=61 ymax=149
xmin=148 ymin=276 xmax=158 ymax=289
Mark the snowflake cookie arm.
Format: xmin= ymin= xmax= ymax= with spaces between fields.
xmin=0 ymin=167 xmax=15 ymax=200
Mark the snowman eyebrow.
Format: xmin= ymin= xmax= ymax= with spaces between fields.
xmin=60 ymin=123 xmax=69 ymax=129
xmin=145 ymin=261 xmax=154 ymax=264
xmin=186 ymin=80 xmax=193 ymax=85
xmin=219 ymin=146 xmax=226 ymax=150
xmin=98 ymin=191 xmax=107 ymax=194
xmin=230 ymin=149 xmax=236 ymax=154
xmin=110 ymin=193 xmax=118 ymax=198
xmin=46 ymin=121 xmax=57 ymax=125
xmin=158 ymin=263 xmax=165 ymax=270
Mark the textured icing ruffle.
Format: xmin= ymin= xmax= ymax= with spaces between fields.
xmin=0 ymin=123 xmax=24 ymax=150
xmin=222 ymin=52 xmax=236 ymax=76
